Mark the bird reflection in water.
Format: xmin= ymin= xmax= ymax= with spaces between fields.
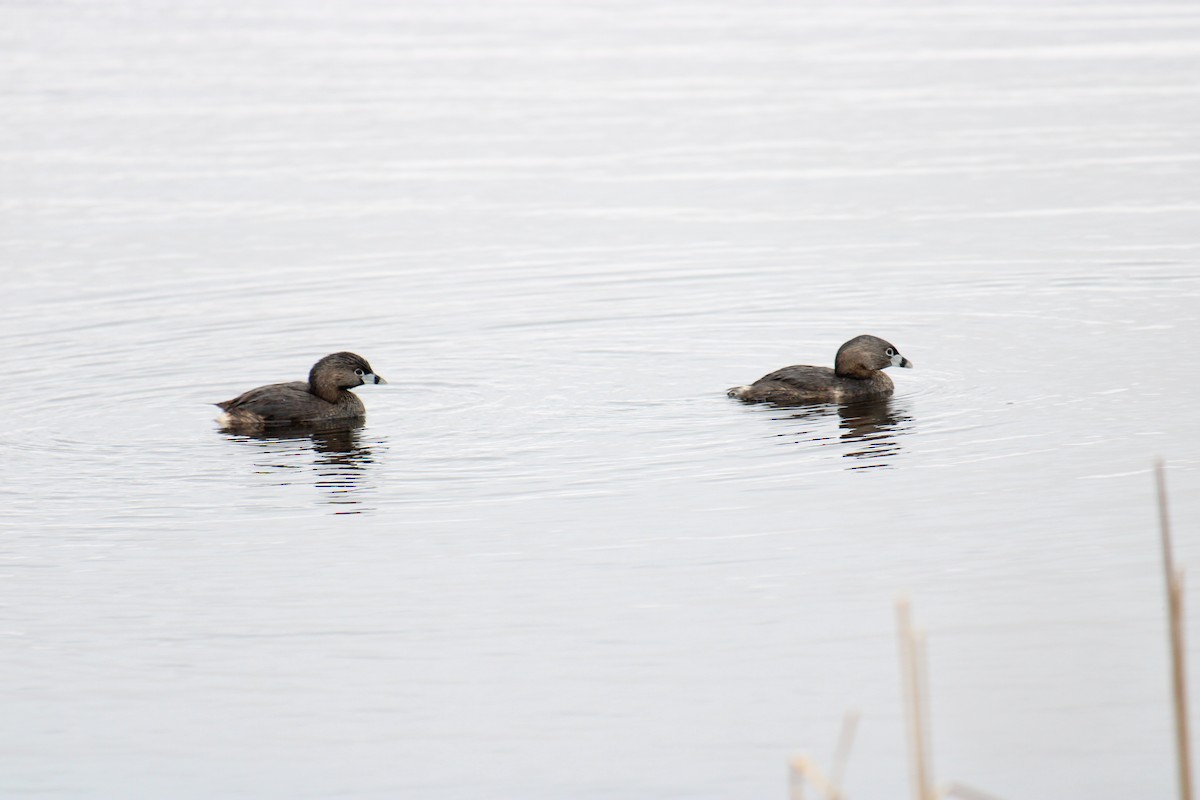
xmin=220 ymin=421 xmax=380 ymax=512
xmin=773 ymin=399 xmax=911 ymax=469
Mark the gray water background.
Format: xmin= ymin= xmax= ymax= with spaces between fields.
xmin=3 ymin=1 xmax=1200 ymax=798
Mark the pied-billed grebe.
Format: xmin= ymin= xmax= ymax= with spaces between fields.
xmin=728 ymin=334 xmax=912 ymax=405
xmin=216 ymin=352 xmax=385 ymax=428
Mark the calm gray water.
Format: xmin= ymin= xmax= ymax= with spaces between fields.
xmin=3 ymin=1 xmax=1200 ymax=798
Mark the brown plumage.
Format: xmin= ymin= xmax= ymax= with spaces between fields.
xmin=216 ymin=352 xmax=385 ymax=429
xmin=728 ymin=334 xmax=912 ymax=405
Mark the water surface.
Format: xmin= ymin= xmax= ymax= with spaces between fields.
xmin=3 ymin=1 xmax=1200 ymax=798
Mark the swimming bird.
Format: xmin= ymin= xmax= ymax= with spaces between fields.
xmin=216 ymin=352 xmax=385 ymax=428
xmin=728 ymin=335 xmax=912 ymax=404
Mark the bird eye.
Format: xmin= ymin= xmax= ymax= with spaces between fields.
xmin=354 ymin=368 xmax=365 ymax=376
xmin=886 ymin=348 xmax=895 ymax=357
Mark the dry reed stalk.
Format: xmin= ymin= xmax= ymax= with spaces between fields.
xmin=1156 ymin=459 xmax=1193 ymax=800
xmin=828 ymin=708 xmax=860 ymax=794
xmin=942 ymin=781 xmax=1005 ymax=800
xmin=788 ymin=710 xmax=857 ymax=800
xmin=789 ymin=755 xmax=834 ymax=800
xmin=792 ymin=602 xmax=1004 ymax=800
xmin=896 ymin=596 xmax=936 ymax=800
